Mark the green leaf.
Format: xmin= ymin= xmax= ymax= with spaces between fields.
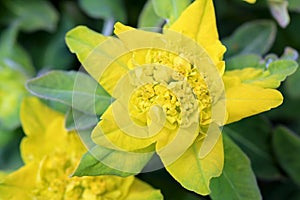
xmin=0 ymin=129 xmax=15 ymax=148
xmin=151 ymin=0 xmax=192 ymax=25
xmin=39 ymin=11 xmax=77 ymax=70
xmin=26 ymin=70 xmax=112 ymax=115
xmin=65 ymin=108 xmax=98 ymax=131
xmin=7 ymin=44 xmax=35 ymax=77
xmin=0 ymin=23 xmax=19 ymax=56
xmin=78 ymin=0 xmax=126 ymax=22
xmin=272 ymin=126 xmax=300 ymax=186
xmin=223 ymin=116 xmax=280 ymax=179
xmin=0 ymin=25 xmax=35 ymax=77
xmin=73 ymin=145 xmax=154 ymax=177
xmin=288 ymin=0 xmax=300 ymax=12
xmin=268 ymin=0 xmax=290 ymax=28
xmin=138 ymin=0 xmax=164 ymax=29
xmin=210 ymin=135 xmax=262 ymax=200
xmin=3 ymin=0 xmax=58 ymax=32
xmin=223 ymin=20 xmax=277 ymax=57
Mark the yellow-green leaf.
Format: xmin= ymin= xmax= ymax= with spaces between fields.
xmin=161 ymin=136 xmax=224 ymax=195
xmin=65 ymin=25 xmax=107 ymax=63
xmin=125 ymin=179 xmax=163 ymax=200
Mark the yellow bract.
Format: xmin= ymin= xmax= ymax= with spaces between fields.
xmin=223 ymin=69 xmax=283 ymax=123
xmin=0 ymin=97 xmax=162 ymax=200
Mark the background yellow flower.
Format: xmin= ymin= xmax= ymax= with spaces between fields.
xmin=0 ymin=97 xmax=163 ymax=200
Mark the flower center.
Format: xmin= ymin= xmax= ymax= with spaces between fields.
xmin=128 ymin=49 xmax=212 ymax=131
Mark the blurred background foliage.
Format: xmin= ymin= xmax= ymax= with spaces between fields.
xmin=0 ymin=0 xmax=299 ymax=199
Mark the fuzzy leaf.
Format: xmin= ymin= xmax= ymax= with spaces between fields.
xmin=26 ymin=70 xmax=112 ymax=115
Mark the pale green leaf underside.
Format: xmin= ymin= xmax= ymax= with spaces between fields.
xmin=26 ymin=70 xmax=112 ymax=115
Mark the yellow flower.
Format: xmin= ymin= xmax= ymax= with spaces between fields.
xmin=0 ymin=97 xmax=163 ymax=200
xmin=66 ymin=0 xmax=282 ymax=195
